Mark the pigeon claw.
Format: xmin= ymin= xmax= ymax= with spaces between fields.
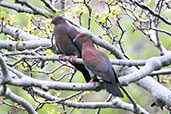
xmin=88 ymin=79 xmax=95 ymax=84
xmin=70 ymin=56 xmax=77 ymax=62
xmin=59 ymin=55 xmax=64 ymax=60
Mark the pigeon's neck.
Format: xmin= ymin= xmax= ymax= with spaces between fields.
xmin=82 ymin=40 xmax=95 ymax=50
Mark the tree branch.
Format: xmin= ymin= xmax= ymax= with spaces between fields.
xmin=5 ymin=55 xmax=146 ymax=67
xmin=15 ymin=0 xmax=53 ymax=17
xmin=0 ymin=2 xmax=34 ymax=14
xmin=32 ymin=88 xmax=149 ymax=114
xmin=138 ymin=76 xmax=171 ymax=108
xmin=120 ymin=54 xmax=171 ymax=85
xmin=0 ymin=87 xmax=38 ymax=114
xmin=40 ymin=0 xmax=57 ymax=13
xmin=0 ymin=40 xmax=52 ymax=51
xmin=7 ymin=66 xmax=103 ymax=91
xmin=133 ymin=0 xmax=171 ymax=25
xmin=5 ymin=60 xmax=171 ymax=108
xmin=0 ymin=54 xmax=10 ymax=82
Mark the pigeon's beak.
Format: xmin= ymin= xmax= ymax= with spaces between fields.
xmin=73 ymin=37 xmax=78 ymax=42
xmin=50 ymin=21 xmax=53 ymax=25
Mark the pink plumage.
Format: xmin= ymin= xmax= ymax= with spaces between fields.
xmin=51 ymin=16 xmax=98 ymax=82
xmin=75 ymin=33 xmax=123 ymax=97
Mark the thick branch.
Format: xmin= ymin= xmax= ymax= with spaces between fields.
xmin=0 ymin=25 xmax=40 ymax=41
xmin=9 ymin=78 xmax=103 ymax=91
xmin=6 ymin=55 xmax=146 ymax=67
xmin=138 ymin=76 xmax=171 ymax=108
xmin=0 ymin=54 xmax=10 ymax=82
xmin=7 ymin=66 xmax=103 ymax=91
xmin=15 ymin=0 xmax=53 ymax=17
xmin=0 ymin=2 xmax=34 ymax=14
xmin=120 ymin=54 xmax=171 ymax=85
xmin=0 ymin=87 xmax=38 ymax=114
xmin=117 ymin=65 xmax=171 ymax=108
xmin=6 ymin=63 xmax=171 ymax=108
xmin=150 ymin=68 xmax=171 ymax=75
xmin=33 ymin=88 xmax=149 ymax=114
xmin=0 ymin=40 xmax=51 ymax=51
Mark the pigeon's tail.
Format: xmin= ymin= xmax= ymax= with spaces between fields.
xmin=103 ymin=80 xmax=123 ymax=97
xmin=71 ymin=63 xmax=98 ymax=82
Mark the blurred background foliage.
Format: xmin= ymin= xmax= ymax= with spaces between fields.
xmin=0 ymin=0 xmax=171 ymax=114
